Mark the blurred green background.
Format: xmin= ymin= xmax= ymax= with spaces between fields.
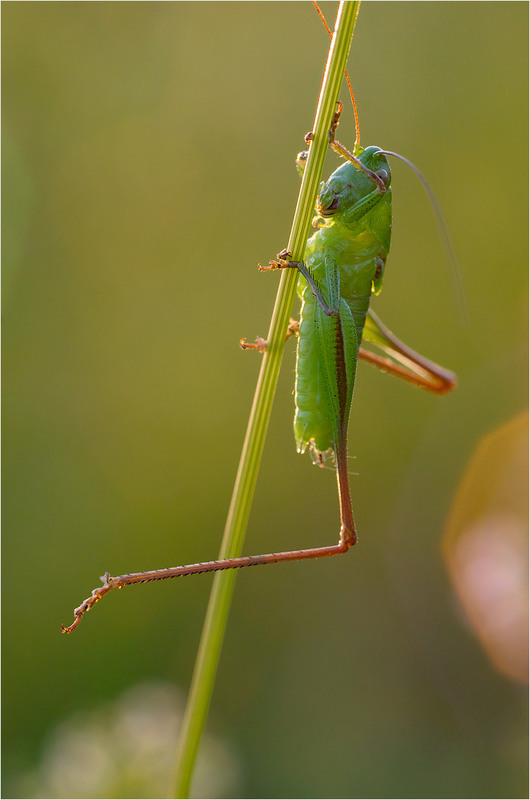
xmin=3 ymin=2 xmax=528 ymax=798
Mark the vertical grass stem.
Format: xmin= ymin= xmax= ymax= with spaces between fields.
xmin=172 ymin=3 xmax=360 ymax=795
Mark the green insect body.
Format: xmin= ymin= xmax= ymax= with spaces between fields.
xmin=60 ymin=0 xmax=459 ymax=635
xmin=294 ymin=146 xmax=392 ymax=457
xmin=62 ymin=124 xmax=457 ymax=635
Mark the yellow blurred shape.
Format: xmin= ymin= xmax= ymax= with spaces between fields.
xmin=443 ymin=412 xmax=529 ymax=684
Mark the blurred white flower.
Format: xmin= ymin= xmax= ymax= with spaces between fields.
xmin=16 ymin=682 xmax=239 ymax=799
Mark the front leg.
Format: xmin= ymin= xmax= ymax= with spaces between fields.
xmin=240 ymin=318 xmax=299 ymax=352
xmin=297 ymin=101 xmax=343 ymax=176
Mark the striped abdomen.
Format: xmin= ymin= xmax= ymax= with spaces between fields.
xmin=294 ymin=212 xmax=389 ymax=456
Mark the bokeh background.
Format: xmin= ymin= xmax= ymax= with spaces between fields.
xmin=3 ymin=3 xmax=528 ymax=798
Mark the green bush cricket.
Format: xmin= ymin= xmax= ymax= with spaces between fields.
xmin=62 ymin=7 xmax=456 ymax=635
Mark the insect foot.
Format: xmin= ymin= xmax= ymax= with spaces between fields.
xmin=240 ymin=337 xmax=267 ymax=352
xmin=287 ymin=318 xmax=300 ymax=337
xmin=61 ymin=572 xmax=114 ymax=633
xmin=258 ymin=260 xmax=283 ymax=272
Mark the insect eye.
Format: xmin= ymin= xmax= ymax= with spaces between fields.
xmin=317 ymin=196 xmax=341 ymax=216
xmin=326 ymin=197 xmax=341 ymax=212
xmin=375 ymin=169 xmax=389 ymax=186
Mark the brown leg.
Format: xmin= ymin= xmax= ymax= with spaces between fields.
xmin=359 ymin=310 xmax=457 ymax=394
xmin=61 ymin=527 xmax=355 ymax=634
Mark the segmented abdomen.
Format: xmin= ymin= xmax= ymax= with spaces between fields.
xmin=294 ymin=283 xmax=331 ymax=453
xmin=293 ymin=220 xmax=387 ymax=456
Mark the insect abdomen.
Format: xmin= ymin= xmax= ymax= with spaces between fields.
xmin=294 ymin=218 xmax=388 ymax=456
xmin=294 ymin=285 xmax=334 ymax=454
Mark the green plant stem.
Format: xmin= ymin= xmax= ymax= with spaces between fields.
xmin=171 ymin=3 xmax=360 ymax=796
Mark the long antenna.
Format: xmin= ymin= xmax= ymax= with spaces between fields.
xmin=378 ymin=149 xmax=468 ymax=322
xmin=313 ymin=1 xmax=360 ymax=148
